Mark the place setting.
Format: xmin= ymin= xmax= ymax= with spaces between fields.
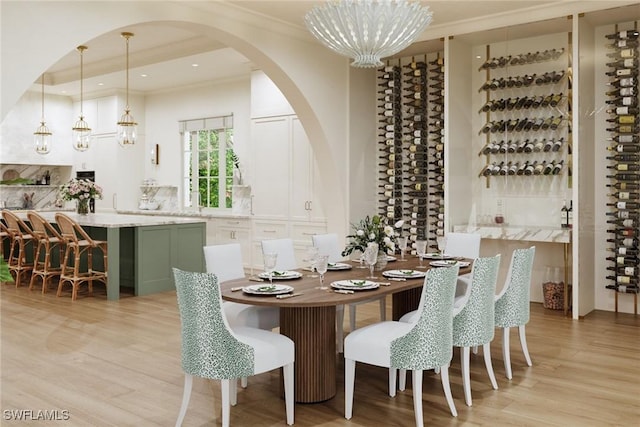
xmin=382 ymin=269 xmax=427 ymax=279
xmin=330 ymin=279 xmax=380 ymax=294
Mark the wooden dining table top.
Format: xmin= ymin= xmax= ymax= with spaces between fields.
xmin=221 ymin=255 xmax=472 ymax=308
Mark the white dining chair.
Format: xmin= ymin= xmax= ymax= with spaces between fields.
xmin=444 ymin=232 xmax=482 ymax=301
xmin=311 ymin=233 xmax=387 ymax=352
xmin=261 ymin=238 xmax=297 ymax=271
xmin=173 ymin=268 xmax=294 ymax=427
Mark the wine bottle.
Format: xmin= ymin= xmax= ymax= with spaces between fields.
xmin=607 ymin=124 xmax=640 ymax=133
xmin=607 ymin=181 xmax=640 ymax=190
xmin=606 ymin=209 xmax=640 ymax=219
xmin=561 ymin=200 xmax=569 ymax=228
xmin=607 ymin=217 xmax=638 ymax=227
xmin=606 ymin=87 xmax=638 ymax=97
xmin=607 ymin=145 xmax=640 ymax=153
xmin=605 ymin=68 xmax=638 ymax=77
xmin=605 ymin=284 xmax=640 ymax=293
xmin=552 ymin=160 xmax=564 ymax=175
xmin=608 ymin=228 xmax=638 ymax=238
xmin=567 ymin=200 xmax=573 ymax=228
xmin=606 ymin=48 xmax=637 ymax=59
xmin=530 ymin=96 xmax=543 ymax=109
xmin=606 ymin=236 xmax=640 ymax=247
xmin=606 ymin=275 xmax=639 ymax=285
xmin=524 ymin=161 xmax=537 ymax=176
xmin=606 ymin=265 xmax=638 ymax=276
xmin=605 ymin=96 xmax=638 ymax=107
xmin=508 ymin=162 xmax=519 ymax=175
xmin=608 ymin=190 xmax=640 ymax=199
xmin=607 ymin=38 xmax=640 ymax=48
xmin=607 ymin=106 xmax=640 ymax=116
xmin=607 ymin=115 xmax=637 ymax=125
xmin=606 ymin=255 xmax=639 ymax=265
xmin=543 ymin=161 xmax=554 ymax=175
xmin=533 ymin=160 xmax=546 ymax=175
xmin=606 ymin=58 xmax=639 ymax=68
xmin=607 ymin=163 xmax=640 ymax=172
xmin=607 ymin=201 xmax=640 ymax=210
xmin=607 ymin=77 xmax=637 ymax=88
xmin=517 ymin=161 xmax=529 ymax=176
xmin=607 ymin=246 xmax=639 ymax=256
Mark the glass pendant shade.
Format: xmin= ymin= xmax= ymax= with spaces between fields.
xmin=304 ymin=0 xmax=433 ymax=68
xmin=34 ymin=74 xmax=52 ymax=154
xmin=117 ymin=32 xmax=137 ymax=147
xmin=72 ymin=45 xmax=91 ymax=151
xmin=72 ymin=116 xmax=91 ymax=152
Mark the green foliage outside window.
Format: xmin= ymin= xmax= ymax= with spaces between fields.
xmin=195 ymin=129 xmax=235 ymax=208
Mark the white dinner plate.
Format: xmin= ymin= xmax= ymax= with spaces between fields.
xmin=330 ymin=280 xmax=380 ymax=291
xmin=327 ymin=262 xmax=352 ymax=271
xmin=242 ymin=284 xmax=294 ymax=295
xmin=385 ymin=255 xmax=397 ymax=262
xmin=257 ymin=270 xmax=302 ymax=280
xmin=430 ymin=260 xmax=471 ymax=268
xmin=382 ymin=269 xmax=426 ymax=279
xmin=422 ymin=252 xmax=454 ymax=260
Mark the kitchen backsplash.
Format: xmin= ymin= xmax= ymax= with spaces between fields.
xmin=0 ymin=164 xmax=71 ymax=209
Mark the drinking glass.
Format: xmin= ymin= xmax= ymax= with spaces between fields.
xmin=364 ymin=246 xmax=378 ymax=279
xmin=416 ymin=240 xmax=427 ymax=269
xmin=316 ymin=255 xmax=329 ymax=290
xmin=436 ymin=236 xmax=446 ymax=260
xmin=263 ymin=252 xmax=278 ymax=286
xmin=305 ymin=246 xmax=319 ymax=277
xmin=398 ymin=236 xmax=408 ymax=261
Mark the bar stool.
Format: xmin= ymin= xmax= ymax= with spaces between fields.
xmin=27 ymin=211 xmax=65 ymax=294
xmin=55 ymin=213 xmax=108 ymax=300
xmin=0 ymin=221 xmax=9 ymax=260
xmin=2 ymin=209 xmax=35 ymax=287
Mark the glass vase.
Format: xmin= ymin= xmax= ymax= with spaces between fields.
xmin=76 ymin=198 xmax=89 ymax=215
xmin=375 ymin=250 xmax=388 ymax=271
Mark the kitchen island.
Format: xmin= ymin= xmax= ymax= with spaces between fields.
xmin=18 ymin=212 xmax=206 ymax=300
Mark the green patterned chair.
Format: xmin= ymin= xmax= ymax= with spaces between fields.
xmin=452 ymin=254 xmax=501 ymax=407
xmin=494 ymin=246 xmax=536 ymax=379
xmin=172 ymin=268 xmax=294 ymax=427
xmin=344 ymin=265 xmax=460 ymax=426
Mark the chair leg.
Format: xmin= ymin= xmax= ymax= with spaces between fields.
xmin=483 ymin=343 xmax=499 ymax=390
xmin=461 ymin=346 xmax=472 ymax=406
xmin=221 ymin=379 xmax=231 ymax=427
xmin=345 ymin=358 xmax=356 ymax=419
xmin=230 ymin=378 xmax=237 ymax=406
xmin=412 ymin=370 xmax=423 ymax=427
xmin=519 ymin=325 xmax=533 ymax=366
xmin=399 ymin=368 xmax=406 ymax=391
xmin=379 ymin=297 xmax=386 ymax=321
xmin=388 ymin=367 xmax=396 ymax=397
xmin=440 ymin=364 xmax=457 ymax=417
xmin=349 ymin=304 xmax=357 ymax=332
xmin=240 ymin=377 xmax=248 ymax=388
xmin=502 ymin=327 xmax=512 ymax=380
xmin=336 ymin=304 xmax=344 ymax=353
xmin=175 ymin=373 xmax=193 ymax=427
xmin=283 ymin=362 xmax=294 ymax=425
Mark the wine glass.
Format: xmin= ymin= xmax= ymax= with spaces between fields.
xmin=305 ymin=246 xmax=319 ymax=277
xmin=397 ymin=236 xmax=408 ymax=262
xmin=436 ymin=236 xmax=446 ymax=260
xmin=316 ymin=255 xmax=329 ymax=290
xmin=263 ymin=252 xmax=278 ymax=286
xmin=363 ymin=245 xmax=378 ymax=279
xmin=415 ymin=240 xmax=427 ymax=269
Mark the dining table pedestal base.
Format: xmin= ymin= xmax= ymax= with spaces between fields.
xmin=280 ymin=306 xmax=336 ymax=403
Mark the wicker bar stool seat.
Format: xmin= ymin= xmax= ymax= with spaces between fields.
xmin=2 ymin=209 xmax=35 ymax=287
xmin=54 ymin=213 xmax=108 ymax=300
xmin=27 ymin=211 xmax=65 ymax=293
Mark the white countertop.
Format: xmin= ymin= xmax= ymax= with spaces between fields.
xmin=116 ymin=209 xmax=251 ymax=220
xmin=453 ymin=224 xmax=571 ymax=243
xmin=17 ymin=211 xmax=206 ymax=228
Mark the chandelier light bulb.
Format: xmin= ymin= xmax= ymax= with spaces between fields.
xmin=305 ymin=0 xmax=433 ymax=68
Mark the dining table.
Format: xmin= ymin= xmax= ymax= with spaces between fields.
xmin=221 ymin=254 xmax=472 ymax=403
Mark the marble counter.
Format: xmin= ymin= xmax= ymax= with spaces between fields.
xmin=453 ymin=224 xmax=571 ymax=243
xmin=116 ymin=209 xmax=250 ymax=220
xmin=16 ymin=211 xmax=206 ymax=228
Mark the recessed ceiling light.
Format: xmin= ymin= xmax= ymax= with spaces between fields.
xmin=476 ymin=55 xmax=482 ymax=59
xmin=98 ymin=82 xmax=104 ymax=86
xmin=191 ymin=63 xmax=199 ymax=67
xmin=141 ymin=73 xmax=148 ymax=78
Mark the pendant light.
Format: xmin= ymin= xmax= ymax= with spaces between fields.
xmin=34 ymin=73 xmax=52 ymax=154
xmin=117 ymin=32 xmax=137 ymax=147
xmin=72 ymin=45 xmax=91 ymax=151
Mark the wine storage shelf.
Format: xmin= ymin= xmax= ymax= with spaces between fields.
xmin=377 ymin=53 xmax=445 ymax=253
xmin=603 ymin=25 xmax=640 ymax=310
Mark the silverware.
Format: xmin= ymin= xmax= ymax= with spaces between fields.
xmin=276 ymin=292 xmax=303 ymax=299
xmin=334 ymin=289 xmax=354 ymax=294
xmin=388 ymin=278 xmax=406 ymax=282
xmin=376 ymin=282 xmax=391 ymax=286
xmin=249 ymin=277 xmax=264 ymax=282
xmin=230 ymin=286 xmax=243 ymax=292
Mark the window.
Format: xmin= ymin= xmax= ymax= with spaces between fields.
xmin=179 ymin=115 xmax=235 ymax=210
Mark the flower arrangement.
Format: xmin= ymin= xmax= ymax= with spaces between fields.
xmin=342 ymin=215 xmax=404 ymax=257
xmin=59 ymin=178 xmax=103 ymax=202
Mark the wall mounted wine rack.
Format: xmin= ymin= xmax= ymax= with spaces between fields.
xmin=377 ymin=53 xmax=445 ymax=253
xmin=604 ymin=23 xmax=639 ymax=310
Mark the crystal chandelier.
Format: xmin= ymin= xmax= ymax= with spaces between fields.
xmin=117 ymin=32 xmax=137 ymax=147
xmin=304 ymin=0 xmax=433 ymax=68
xmin=72 ymin=45 xmax=91 ymax=152
xmin=34 ymin=74 xmax=52 ymax=154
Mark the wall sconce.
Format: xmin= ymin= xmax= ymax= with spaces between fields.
xmin=151 ymin=144 xmax=159 ymax=165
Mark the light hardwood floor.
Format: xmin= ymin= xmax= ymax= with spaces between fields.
xmin=1 ymin=282 xmax=639 ymax=426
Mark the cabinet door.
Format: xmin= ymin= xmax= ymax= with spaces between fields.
xmin=251 ymin=117 xmax=290 ymax=219
xmin=290 ymin=117 xmax=326 ymax=222
xmin=216 ymin=218 xmax=252 ymax=268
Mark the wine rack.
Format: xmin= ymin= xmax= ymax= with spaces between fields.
xmin=603 ymin=25 xmax=640 ymax=309
xmin=478 ymin=45 xmax=570 ymax=184
xmin=376 ymin=53 xmax=445 ymax=254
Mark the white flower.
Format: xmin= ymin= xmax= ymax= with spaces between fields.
xmin=368 ymin=232 xmax=376 ymax=240
xmin=356 ymin=229 xmax=364 ymax=237
xmin=384 ymin=225 xmax=393 ymax=236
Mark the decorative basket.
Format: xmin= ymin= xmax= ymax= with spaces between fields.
xmin=542 ymin=281 xmax=566 ymax=310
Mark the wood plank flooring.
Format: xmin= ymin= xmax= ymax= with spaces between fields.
xmin=1 ymin=283 xmax=639 ymax=426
